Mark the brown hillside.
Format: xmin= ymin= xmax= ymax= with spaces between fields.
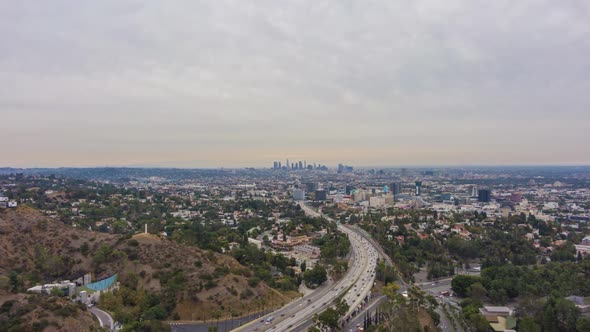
xmin=0 ymin=292 xmax=101 ymax=331
xmin=0 ymin=207 xmax=296 ymax=320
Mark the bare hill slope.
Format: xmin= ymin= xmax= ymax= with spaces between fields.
xmin=0 ymin=207 xmax=295 ymax=321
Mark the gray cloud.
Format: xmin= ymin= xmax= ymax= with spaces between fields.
xmin=1 ymin=0 xmax=590 ymax=167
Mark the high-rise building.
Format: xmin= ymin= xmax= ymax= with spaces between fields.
xmin=470 ymin=185 xmax=478 ymax=197
xmin=293 ymin=189 xmax=305 ymax=201
xmin=345 ymin=185 xmax=354 ymax=195
xmin=298 ymin=161 xmax=303 ymax=169
xmin=306 ymin=182 xmax=318 ymax=192
xmin=478 ymin=189 xmax=491 ymax=202
xmin=391 ymin=183 xmax=402 ymax=195
xmin=415 ymin=181 xmax=422 ymax=196
xmin=315 ymin=190 xmax=327 ymax=201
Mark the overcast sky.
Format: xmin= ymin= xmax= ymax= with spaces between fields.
xmin=1 ymin=0 xmax=589 ymax=168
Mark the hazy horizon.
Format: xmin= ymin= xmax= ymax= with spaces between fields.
xmin=2 ymin=162 xmax=590 ymax=170
xmin=1 ymin=1 xmax=590 ymax=168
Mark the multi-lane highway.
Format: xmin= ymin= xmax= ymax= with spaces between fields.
xmin=232 ymin=203 xmax=379 ymax=332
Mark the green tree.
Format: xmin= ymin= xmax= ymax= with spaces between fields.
xmin=468 ymin=282 xmax=487 ymax=302
xmin=554 ymin=298 xmax=579 ymax=331
xmin=142 ymin=305 xmax=168 ymax=320
xmin=262 ymin=235 xmax=271 ymax=246
xmin=577 ymin=317 xmax=590 ymax=332
xmin=317 ymin=308 xmax=340 ymax=330
xmin=9 ymin=271 xmax=21 ymax=293
xmin=303 ymin=265 xmax=327 ymax=288
xmin=518 ymin=317 xmax=541 ymax=332
xmin=451 ymin=275 xmax=481 ymax=297
xmin=382 ymin=282 xmax=401 ymax=301
xmin=336 ymin=299 xmax=349 ymax=316
xmin=469 ymin=314 xmax=491 ymax=332
xmin=550 ymin=242 xmax=576 ymax=262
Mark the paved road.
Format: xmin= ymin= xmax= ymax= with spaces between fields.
xmin=170 ymin=283 xmax=336 ymax=331
xmin=342 ymin=295 xmax=386 ymax=331
xmin=91 ymin=307 xmax=114 ymax=331
xmin=350 ymin=226 xmax=393 ymax=267
xmin=231 ymin=203 xmax=378 ymax=332
xmin=437 ymin=307 xmax=456 ymax=332
xmin=170 ymin=311 xmax=276 ymax=332
xmin=416 ymin=278 xmax=466 ymax=331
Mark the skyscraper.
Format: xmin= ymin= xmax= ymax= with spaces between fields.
xmin=470 ymin=185 xmax=478 ymax=197
xmin=391 ymin=183 xmax=402 ymax=195
xmin=415 ymin=181 xmax=422 ymax=196
xmin=478 ymin=189 xmax=491 ymax=202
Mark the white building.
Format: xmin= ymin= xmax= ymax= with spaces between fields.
xmin=28 ymin=281 xmax=76 ymax=296
xmin=543 ymin=202 xmax=559 ymax=210
xmin=293 ymin=189 xmax=305 ymax=201
xmin=369 ymin=196 xmax=386 ymax=208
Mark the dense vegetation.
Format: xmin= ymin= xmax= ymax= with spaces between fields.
xmin=453 ymin=259 xmax=590 ymax=304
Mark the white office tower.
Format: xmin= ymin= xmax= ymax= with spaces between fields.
xmin=293 ymin=189 xmax=305 ymax=201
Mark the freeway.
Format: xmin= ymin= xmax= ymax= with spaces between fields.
xmin=231 ymin=203 xmax=379 ymax=332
